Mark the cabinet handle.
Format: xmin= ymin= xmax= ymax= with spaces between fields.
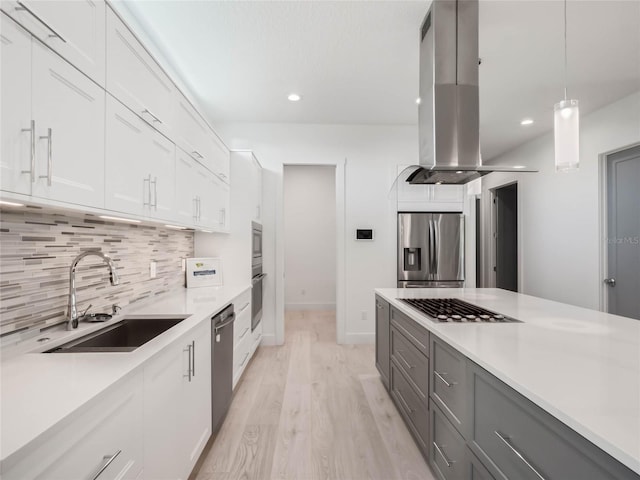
xmin=197 ymin=197 xmax=202 ymax=221
xmin=191 ymin=340 xmax=195 ymax=377
xmin=21 ymin=119 xmax=35 ymax=183
xmin=239 ymin=327 xmax=249 ymax=340
xmin=91 ymin=449 xmax=121 ymax=480
xmin=396 ymin=350 xmax=415 ymax=370
xmin=38 ymin=128 xmax=53 ymax=186
xmin=495 ymin=431 xmax=546 ymax=480
xmin=193 ymin=197 xmax=198 ymax=220
xmin=434 ymin=370 xmax=457 ymax=388
xmin=143 ymin=175 xmax=151 ymax=206
xmin=15 ymin=1 xmax=67 ymax=42
xmin=256 ymin=205 xmax=260 ymax=219
xmin=218 ymin=172 xmax=227 ymax=180
xmin=396 ymin=388 xmax=415 ymax=413
xmin=192 ymin=150 xmax=204 ymax=159
xmin=151 ymin=176 xmax=158 ymax=209
xmin=376 ymin=303 xmax=383 ymax=309
xmin=141 ymin=109 xmax=162 ymax=124
xmin=239 ymin=351 xmax=250 ymax=367
xmin=240 ymin=302 xmax=250 ymax=312
xmin=184 ymin=343 xmax=192 ymax=382
xmin=433 ymin=442 xmax=453 ymax=468
xmin=219 ymin=208 xmax=225 ymax=226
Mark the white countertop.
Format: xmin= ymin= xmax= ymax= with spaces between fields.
xmin=375 ymin=288 xmax=640 ymax=475
xmin=0 ymin=285 xmax=249 ymax=464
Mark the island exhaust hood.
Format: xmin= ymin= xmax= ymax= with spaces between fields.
xmin=407 ymin=0 xmax=535 ymax=185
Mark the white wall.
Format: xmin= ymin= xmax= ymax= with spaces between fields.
xmin=284 ymin=165 xmax=336 ymax=310
xmin=481 ymin=91 xmax=640 ymax=310
xmin=216 ymin=123 xmax=415 ymax=344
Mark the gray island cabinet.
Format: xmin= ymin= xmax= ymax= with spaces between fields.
xmin=374 ymin=294 xmax=640 ymax=480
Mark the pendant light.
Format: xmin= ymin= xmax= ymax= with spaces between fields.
xmin=554 ymin=0 xmax=579 ymax=172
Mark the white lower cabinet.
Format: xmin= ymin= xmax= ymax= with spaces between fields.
xmin=105 ymin=95 xmax=176 ymax=221
xmin=232 ymin=288 xmax=260 ymax=389
xmin=143 ymin=320 xmax=212 ymax=480
xmin=2 ymin=372 xmax=144 ymax=480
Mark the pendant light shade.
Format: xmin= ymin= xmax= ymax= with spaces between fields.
xmin=554 ymin=99 xmax=579 ymax=171
xmin=554 ymin=0 xmax=579 ymax=172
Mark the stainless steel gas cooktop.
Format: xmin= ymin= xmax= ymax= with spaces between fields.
xmin=398 ymin=298 xmax=520 ymax=323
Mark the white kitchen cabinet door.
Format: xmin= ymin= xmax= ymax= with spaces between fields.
xmin=0 ymin=13 xmax=33 ymax=196
xmin=175 ymin=147 xmax=199 ymax=224
xmin=197 ymin=167 xmax=221 ymax=230
xmin=210 ymin=132 xmax=230 ymax=184
xmin=213 ymin=174 xmax=230 ymax=232
xmin=31 ymin=40 xmax=105 ymax=208
xmin=180 ymin=320 xmax=212 ymax=476
xmin=7 ymin=0 xmax=106 ymax=85
xmin=174 ymin=93 xmax=215 ymax=168
xmin=105 ymin=95 xmax=175 ymax=221
xmin=106 ymin=7 xmax=175 ymax=138
xmin=251 ymin=154 xmax=263 ymax=222
xmin=143 ymin=340 xmax=183 ymax=480
xmin=2 ymin=372 xmax=144 ymax=480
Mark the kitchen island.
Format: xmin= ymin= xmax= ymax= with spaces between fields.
xmin=375 ymin=288 xmax=640 ymax=478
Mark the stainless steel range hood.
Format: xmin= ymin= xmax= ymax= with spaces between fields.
xmin=408 ymin=0 xmax=535 ymax=185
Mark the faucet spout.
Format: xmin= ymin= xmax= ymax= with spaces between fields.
xmin=67 ymin=250 xmax=119 ymax=330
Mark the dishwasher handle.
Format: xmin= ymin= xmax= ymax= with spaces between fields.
xmin=214 ymin=312 xmax=235 ymax=333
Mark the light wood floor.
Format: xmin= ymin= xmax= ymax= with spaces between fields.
xmin=193 ymin=310 xmax=434 ymax=480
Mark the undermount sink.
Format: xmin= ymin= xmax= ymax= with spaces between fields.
xmin=44 ymin=316 xmax=189 ymax=353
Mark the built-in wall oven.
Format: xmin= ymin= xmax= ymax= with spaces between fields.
xmin=251 ymin=222 xmax=265 ymax=331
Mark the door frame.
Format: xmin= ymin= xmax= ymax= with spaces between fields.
xmin=598 ymin=142 xmax=640 ymax=313
xmin=276 ymin=160 xmax=346 ymax=344
xmin=486 ymin=181 xmax=519 ymax=289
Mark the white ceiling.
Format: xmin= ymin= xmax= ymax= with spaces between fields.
xmin=121 ymin=0 xmax=640 ymax=160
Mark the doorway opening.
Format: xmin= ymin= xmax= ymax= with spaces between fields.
xmin=603 ymin=144 xmax=640 ymax=320
xmin=492 ymin=183 xmax=518 ymax=292
xmin=283 ymin=165 xmax=337 ymax=342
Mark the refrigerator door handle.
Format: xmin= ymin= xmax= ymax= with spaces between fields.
xmin=428 ymin=219 xmax=435 ymax=279
xmin=433 ymin=219 xmax=439 ymax=275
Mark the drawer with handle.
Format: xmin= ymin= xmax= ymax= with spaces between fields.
xmin=431 ymin=403 xmax=466 ymax=480
xmin=390 ymin=362 xmax=429 ymax=458
xmin=430 ymin=335 xmax=467 ymax=435
xmin=468 ymin=362 xmax=638 ymax=480
xmin=390 ymin=325 xmax=429 ymax=402
xmin=390 ymin=306 xmax=429 ymax=356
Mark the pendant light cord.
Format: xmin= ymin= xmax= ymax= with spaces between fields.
xmin=564 ymin=0 xmax=568 ymax=101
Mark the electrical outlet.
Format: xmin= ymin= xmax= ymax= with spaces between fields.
xmin=149 ymin=260 xmax=157 ymax=279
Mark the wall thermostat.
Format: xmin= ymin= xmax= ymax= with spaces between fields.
xmin=356 ymin=229 xmax=374 ymax=241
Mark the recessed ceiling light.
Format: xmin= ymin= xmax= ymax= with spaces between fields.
xmin=435 ymin=181 xmax=444 ymax=185
xmin=513 ymin=165 xmax=526 ymax=169
xmin=287 ymin=93 xmax=301 ymax=102
xmin=0 ymin=200 xmax=25 ymax=207
xmin=416 ymin=97 xmax=421 ymax=105
xmin=99 ymin=215 xmax=141 ymax=223
xmin=164 ymin=224 xmax=187 ymax=230
xmin=456 ymin=171 xmax=464 ymax=174
xmin=520 ymin=118 xmax=534 ymax=126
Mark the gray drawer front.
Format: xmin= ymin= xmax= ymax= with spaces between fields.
xmin=391 ymin=326 xmax=428 ymax=401
xmin=467 ymin=447 xmax=496 ymax=480
xmin=431 ymin=404 xmax=466 ymax=480
xmin=469 ymin=364 xmax=639 ymax=480
xmin=390 ymin=362 xmax=429 ymax=457
xmin=390 ymin=306 xmax=429 ymax=356
xmin=431 ymin=336 xmax=467 ymax=435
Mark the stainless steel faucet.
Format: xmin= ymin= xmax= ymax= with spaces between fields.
xmin=67 ymin=251 xmax=120 ymax=330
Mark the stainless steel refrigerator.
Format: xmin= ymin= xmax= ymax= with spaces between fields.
xmin=397 ymin=213 xmax=464 ymax=288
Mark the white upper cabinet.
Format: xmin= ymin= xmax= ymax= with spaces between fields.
xmin=105 ymin=95 xmax=175 ymax=221
xmin=106 ymin=7 xmax=175 ymax=138
xmin=30 ymin=39 xmax=105 ymax=207
xmin=213 ymin=174 xmax=230 ymax=232
xmin=175 ymin=93 xmax=216 ymax=167
xmin=210 ymin=132 xmax=231 ymax=183
xmin=0 ymin=14 xmax=33 ymax=196
xmin=3 ymin=0 xmax=106 ymax=86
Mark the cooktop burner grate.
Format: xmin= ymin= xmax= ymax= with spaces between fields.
xmin=398 ymin=298 xmax=520 ymax=323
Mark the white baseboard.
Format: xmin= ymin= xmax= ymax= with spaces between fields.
xmin=285 ymin=302 xmax=336 ymax=311
xmin=343 ymin=332 xmax=375 ymax=344
xmin=259 ymin=333 xmax=279 ymax=346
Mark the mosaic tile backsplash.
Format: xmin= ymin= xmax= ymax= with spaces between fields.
xmin=0 ymin=208 xmax=194 ymax=336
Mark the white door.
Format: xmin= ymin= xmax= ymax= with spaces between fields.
xmin=105 ymin=96 xmax=150 ymax=217
xmin=180 ymin=322 xmax=212 ymax=477
xmin=175 ymin=148 xmax=199 ymax=225
xmin=31 ymin=40 xmax=105 ymax=208
xmin=0 ymin=13 xmax=33 ymax=196
xmin=106 ymin=8 xmax=174 ymax=138
xmin=606 ymin=145 xmax=640 ymax=320
xmin=13 ymin=0 xmax=106 ymax=85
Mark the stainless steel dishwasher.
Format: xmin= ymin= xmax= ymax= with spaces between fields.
xmin=211 ymin=304 xmax=235 ymax=435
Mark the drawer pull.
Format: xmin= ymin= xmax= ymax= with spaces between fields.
xmin=433 ymin=442 xmax=454 ymax=468
xmin=495 ymin=431 xmax=546 ymax=480
xmin=239 ymin=351 xmax=250 ymax=367
xmin=376 ymin=303 xmax=383 ymax=309
xmin=434 ymin=370 xmax=457 ymax=388
xmin=239 ymin=327 xmax=249 ymax=339
xmin=396 ymin=350 xmax=415 ymax=370
xmin=396 ymin=388 xmax=415 ymax=413
xmin=91 ymin=449 xmax=121 ymax=480
xmin=240 ymin=302 xmax=250 ymax=312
